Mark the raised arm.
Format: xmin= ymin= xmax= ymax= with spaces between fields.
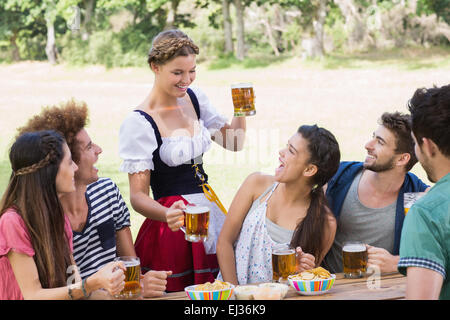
xmin=212 ymin=117 xmax=246 ymax=152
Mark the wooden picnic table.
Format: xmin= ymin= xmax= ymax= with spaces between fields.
xmin=144 ymin=272 xmax=406 ymax=300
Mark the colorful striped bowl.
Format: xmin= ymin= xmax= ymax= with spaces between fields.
xmin=184 ymin=284 xmax=235 ymax=300
xmin=288 ymin=274 xmax=336 ymax=296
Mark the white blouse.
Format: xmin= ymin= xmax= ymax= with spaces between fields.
xmin=119 ymin=86 xmax=228 ymax=174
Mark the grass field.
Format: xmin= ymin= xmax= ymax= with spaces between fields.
xmin=1 ymin=48 xmax=449 ymax=240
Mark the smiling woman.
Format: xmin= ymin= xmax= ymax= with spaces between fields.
xmin=0 ymin=130 xmax=78 ymax=299
xmin=118 ymin=29 xmax=248 ymax=292
xmin=216 ymin=125 xmax=341 ymax=285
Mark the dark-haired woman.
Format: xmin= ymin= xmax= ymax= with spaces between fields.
xmin=118 ymin=29 xmax=246 ymax=291
xmin=216 ymin=125 xmax=340 ymax=285
xmin=0 ymin=130 xmax=126 ymax=299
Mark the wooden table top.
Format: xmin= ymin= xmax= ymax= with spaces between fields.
xmin=144 ymin=272 xmax=406 ymax=301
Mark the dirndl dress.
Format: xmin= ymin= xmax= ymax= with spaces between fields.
xmin=119 ymin=87 xmax=227 ymax=292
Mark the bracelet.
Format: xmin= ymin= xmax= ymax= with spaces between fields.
xmin=81 ymin=279 xmax=91 ymax=298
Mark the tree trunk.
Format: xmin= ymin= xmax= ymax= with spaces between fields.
xmin=222 ymin=0 xmax=234 ymax=54
xmin=272 ymin=4 xmax=284 ymax=52
xmin=165 ymin=0 xmax=180 ymax=30
xmin=311 ymin=0 xmax=327 ymax=57
xmin=82 ymin=0 xmax=96 ymax=40
xmin=334 ymin=0 xmax=367 ymax=51
xmin=10 ymin=32 xmax=21 ymax=61
xmin=45 ymin=17 xmax=58 ymax=65
xmin=259 ymin=7 xmax=280 ymax=57
xmin=233 ymin=0 xmax=245 ymax=60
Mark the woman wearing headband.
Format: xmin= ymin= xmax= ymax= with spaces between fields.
xmin=0 ymin=130 xmax=126 ymax=299
xmin=119 ymin=29 xmax=246 ymax=291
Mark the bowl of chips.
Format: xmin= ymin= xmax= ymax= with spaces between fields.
xmin=288 ymin=267 xmax=336 ymax=296
xmin=185 ymin=279 xmax=235 ymax=300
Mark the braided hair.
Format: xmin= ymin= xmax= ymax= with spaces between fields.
xmin=147 ymin=29 xmax=199 ymax=67
xmin=1 ymin=130 xmax=72 ymax=288
xmin=289 ymin=125 xmax=341 ymax=264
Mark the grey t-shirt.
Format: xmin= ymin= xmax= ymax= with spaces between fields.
xmin=322 ymin=171 xmax=396 ymax=273
xmin=266 ymin=217 xmax=294 ymax=244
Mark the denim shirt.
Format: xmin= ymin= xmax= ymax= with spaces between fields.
xmin=325 ymin=161 xmax=429 ymax=255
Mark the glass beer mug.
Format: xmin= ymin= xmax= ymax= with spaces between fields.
xmin=231 ymin=83 xmax=256 ymax=117
xmin=113 ymin=256 xmax=141 ymax=299
xmin=272 ymin=243 xmax=298 ymax=283
xmin=181 ymin=204 xmax=210 ymax=242
xmin=342 ymin=241 xmax=368 ymax=279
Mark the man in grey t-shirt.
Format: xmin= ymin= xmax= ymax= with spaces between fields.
xmin=322 ymin=112 xmax=429 ymax=274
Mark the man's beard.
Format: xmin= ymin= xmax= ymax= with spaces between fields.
xmin=420 ymin=158 xmax=436 ymax=183
xmin=363 ymin=155 xmax=396 ymax=172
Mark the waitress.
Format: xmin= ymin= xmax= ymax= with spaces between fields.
xmin=118 ymin=29 xmax=247 ymax=292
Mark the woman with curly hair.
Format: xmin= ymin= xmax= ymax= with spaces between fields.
xmin=118 ymin=29 xmax=247 ymax=291
xmin=16 ymin=99 xmax=171 ymax=298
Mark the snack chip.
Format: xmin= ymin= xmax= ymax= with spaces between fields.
xmin=290 ymin=267 xmax=332 ymax=281
xmin=194 ymin=279 xmax=231 ymax=291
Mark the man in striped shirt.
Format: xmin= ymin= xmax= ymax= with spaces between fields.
xmin=18 ymin=99 xmax=171 ymax=298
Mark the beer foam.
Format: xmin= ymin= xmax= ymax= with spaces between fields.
xmin=231 ymin=83 xmax=252 ymax=88
xmin=123 ymin=260 xmax=140 ymax=267
xmin=185 ymin=205 xmax=209 ymax=214
xmin=117 ymin=258 xmax=140 ymax=267
xmin=342 ymin=243 xmax=366 ymax=252
xmin=273 ymin=249 xmax=295 ymax=255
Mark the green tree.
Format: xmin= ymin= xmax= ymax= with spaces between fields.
xmin=417 ymin=0 xmax=450 ymax=23
xmin=0 ymin=0 xmax=46 ymax=61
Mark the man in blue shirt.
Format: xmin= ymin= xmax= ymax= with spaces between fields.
xmin=398 ymin=84 xmax=450 ymax=300
xmin=323 ymin=112 xmax=429 ymax=274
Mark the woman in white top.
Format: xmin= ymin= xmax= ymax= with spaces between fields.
xmin=217 ymin=125 xmax=340 ymax=285
xmin=118 ymin=29 xmax=246 ymax=292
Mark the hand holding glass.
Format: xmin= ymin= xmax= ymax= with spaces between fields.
xmin=272 ymin=243 xmax=298 ymax=283
xmin=342 ymin=241 xmax=368 ymax=279
xmin=113 ymin=256 xmax=141 ymax=299
xmin=180 ymin=204 xmax=210 ymax=242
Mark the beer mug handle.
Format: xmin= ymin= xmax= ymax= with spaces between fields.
xmin=293 ymin=248 xmax=305 ymax=272
xmin=180 ymin=226 xmax=186 ymax=234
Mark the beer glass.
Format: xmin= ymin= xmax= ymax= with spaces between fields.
xmin=231 ymin=83 xmax=256 ymax=117
xmin=114 ymin=256 xmax=141 ymax=299
xmin=342 ymin=241 xmax=368 ymax=279
xmin=272 ymin=243 xmax=297 ymax=283
xmin=403 ymin=192 xmax=426 ymax=216
xmin=181 ymin=204 xmax=210 ymax=242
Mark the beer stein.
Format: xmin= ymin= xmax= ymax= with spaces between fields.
xmin=342 ymin=241 xmax=368 ymax=279
xmin=272 ymin=243 xmax=298 ymax=283
xmin=113 ymin=256 xmax=141 ymax=299
xmin=231 ymin=83 xmax=256 ymax=117
xmin=181 ymin=204 xmax=210 ymax=242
